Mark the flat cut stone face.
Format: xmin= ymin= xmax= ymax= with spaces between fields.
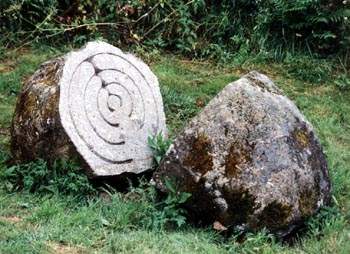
xmin=59 ymin=41 xmax=166 ymax=176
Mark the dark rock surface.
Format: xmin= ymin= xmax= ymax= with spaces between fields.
xmin=11 ymin=58 xmax=76 ymax=163
xmin=154 ymin=71 xmax=331 ymax=238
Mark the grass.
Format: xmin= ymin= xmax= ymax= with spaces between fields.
xmin=0 ymin=46 xmax=350 ymax=253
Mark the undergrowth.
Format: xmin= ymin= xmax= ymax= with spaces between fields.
xmin=1 ymin=0 xmax=349 ymax=62
xmin=0 ymin=155 xmax=96 ymax=196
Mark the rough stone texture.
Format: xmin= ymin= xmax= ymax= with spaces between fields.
xmin=11 ymin=41 xmax=167 ymax=176
xmin=11 ymin=58 xmax=75 ymax=163
xmin=154 ymin=71 xmax=331 ymax=238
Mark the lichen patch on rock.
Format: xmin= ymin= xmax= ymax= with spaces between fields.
xmin=154 ymin=71 xmax=331 ymax=238
xmin=183 ymin=133 xmax=213 ymax=175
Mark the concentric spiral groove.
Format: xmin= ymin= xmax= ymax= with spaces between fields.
xmin=59 ymin=42 xmax=166 ymax=176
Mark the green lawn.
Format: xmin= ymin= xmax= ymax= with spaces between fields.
xmin=0 ymin=47 xmax=349 ymax=253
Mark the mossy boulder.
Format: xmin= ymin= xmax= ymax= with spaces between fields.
xmin=11 ymin=58 xmax=75 ymax=164
xmin=154 ymin=71 xmax=331 ymax=238
xmin=11 ymin=41 xmax=167 ymax=177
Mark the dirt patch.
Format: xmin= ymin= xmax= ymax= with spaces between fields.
xmin=0 ymin=60 xmax=15 ymax=73
xmin=47 ymin=242 xmax=87 ymax=254
xmin=0 ymin=216 xmax=22 ymax=223
xmin=0 ymin=127 xmax=10 ymax=136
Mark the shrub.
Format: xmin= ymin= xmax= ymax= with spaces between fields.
xmin=253 ymin=0 xmax=350 ymax=55
xmin=1 ymin=0 xmax=348 ymax=59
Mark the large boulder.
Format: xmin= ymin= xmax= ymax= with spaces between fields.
xmin=154 ymin=71 xmax=331 ymax=238
xmin=11 ymin=41 xmax=166 ymax=177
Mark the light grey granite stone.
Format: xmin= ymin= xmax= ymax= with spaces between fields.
xmin=59 ymin=41 xmax=166 ymax=176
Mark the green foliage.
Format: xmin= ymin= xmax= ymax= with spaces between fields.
xmin=335 ymin=74 xmax=350 ymax=90
xmin=1 ymin=0 xmax=348 ymax=60
xmin=132 ymin=179 xmax=191 ymax=230
xmin=162 ymin=86 xmax=198 ymax=116
xmin=0 ymin=158 xmax=96 ymax=196
xmin=305 ymin=206 xmax=342 ymax=236
xmin=148 ymin=132 xmax=172 ymax=166
xmin=0 ymin=48 xmax=57 ymax=95
xmin=0 ymin=150 xmax=9 ymax=165
xmin=254 ymin=0 xmax=350 ymax=55
xmin=226 ymin=230 xmax=278 ymax=253
xmin=154 ymin=57 xmax=235 ymax=133
xmin=154 ymin=179 xmax=191 ymax=229
xmin=283 ymin=54 xmax=333 ymax=83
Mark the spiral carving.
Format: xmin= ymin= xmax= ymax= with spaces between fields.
xmin=59 ymin=42 xmax=166 ymax=176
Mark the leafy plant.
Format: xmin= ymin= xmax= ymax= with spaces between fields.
xmin=1 ymin=0 xmax=348 ymax=61
xmin=148 ymin=132 xmax=172 ymax=166
xmin=0 ymin=158 xmax=96 ymax=196
xmin=254 ymin=0 xmax=350 ymax=55
xmin=157 ymin=179 xmax=192 ymax=228
xmin=0 ymin=150 xmax=9 ymax=165
xmin=334 ymin=74 xmax=350 ymax=91
xmin=141 ymin=179 xmax=191 ymax=230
